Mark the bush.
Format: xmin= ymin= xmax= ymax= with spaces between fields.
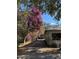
xmin=17 ymin=11 xmax=28 ymax=45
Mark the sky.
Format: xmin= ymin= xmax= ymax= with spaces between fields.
xmin=42 ymin=13 xmax=59 ymax=25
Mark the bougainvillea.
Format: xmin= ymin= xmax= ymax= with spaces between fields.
xmin=27 ymin=6 xmax=43 ymax=31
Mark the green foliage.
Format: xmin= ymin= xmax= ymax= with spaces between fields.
xmin=17 ymin=11 xmax=28 ymax=45
xmin=17 ymin=0 xmax=61 ymax=20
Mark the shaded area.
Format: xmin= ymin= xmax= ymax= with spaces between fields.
xmin=17 ymin=47 xmax=60 ymax=59
xmin=26 ymin=40 xmax=47 ymax=47
xmin=18 ymin=54 xmax=60 ymax=59
xmin=17 ymin=40 xmax=61 ymax=59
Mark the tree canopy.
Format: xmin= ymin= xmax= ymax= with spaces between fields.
xmin=17 ymin=0 xmax=61 ymax=21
